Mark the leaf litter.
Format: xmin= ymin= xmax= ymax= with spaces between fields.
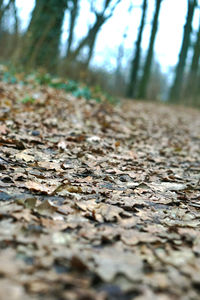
xmin=0 ymin=80 xmax=200 ymax=300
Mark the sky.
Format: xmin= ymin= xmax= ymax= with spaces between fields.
xmin=15 ymin=0 xmax=200 ymax=74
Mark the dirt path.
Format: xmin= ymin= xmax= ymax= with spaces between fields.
xmin=0 ymin=81 xmax=200 ymax=300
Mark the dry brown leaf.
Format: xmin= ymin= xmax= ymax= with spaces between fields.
xmin=15 ymin=151 xmax=34 ymax=162
xmin=26 ymin=181 xmax=57 ymax=194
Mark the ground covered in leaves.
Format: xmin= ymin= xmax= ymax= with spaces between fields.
xmin=0 ymin=79 xmax=200 ymax=300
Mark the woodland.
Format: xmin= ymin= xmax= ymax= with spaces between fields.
xmin=0 ymin=1 xmax=200 ymax=300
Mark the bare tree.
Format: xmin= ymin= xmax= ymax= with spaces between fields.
xmin=0 ymin=0 xmax=18 ymax=59
xmin=68 ymin=0 xmax=121 ymax=68
xmin=185 ymin=16 xmax=200 ymax=102
xmin=21 ymin=0 xmax=68 ymax=71
xmin=169 ymin=0 xmax=197 ymax=102
xmin=138 ymin=0 xmax=163 ymax=99
xmin=115 ymin=32 xmax=127 ymax=95
xmin=66 ymin=0 xmax=79 ymax=58
xmin=127 ymin=0 xmax=147 ymax=98
xmin=12 ymin=0 xmax=19 ymax=35
xmin=0 ymin=0 xmax=14 ymax=24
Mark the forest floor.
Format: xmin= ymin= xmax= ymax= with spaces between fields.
xmin=0 ymin=79 xmax=200 ymax=300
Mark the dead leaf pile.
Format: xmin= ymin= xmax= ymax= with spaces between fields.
xmin=0 ymin=81 xmax=200 ymax=300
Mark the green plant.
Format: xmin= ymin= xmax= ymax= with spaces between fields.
xmin=19 ymin=96 xmax=35 ymax=104
xmin=72 ymin=87 xmax=91 ymax=100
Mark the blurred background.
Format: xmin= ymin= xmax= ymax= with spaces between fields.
xmin=0 ymin=0 xmax=199 ymax=106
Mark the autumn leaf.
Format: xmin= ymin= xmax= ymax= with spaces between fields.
xmin=26 ymin=181 xmax=57 ymax=195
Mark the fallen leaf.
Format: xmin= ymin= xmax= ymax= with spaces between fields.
xmin=26 ymin=181 xmax=57 ymax=195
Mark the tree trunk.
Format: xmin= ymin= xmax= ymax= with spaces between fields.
xmin=190 ymin=21 xmax=200 ymax=76
xmin=68 ymin=0 xmax=121 ymax=67
xmin=81 ymin=13 xmax=106 ymax=68
xmin=184 ymin=17 xmax=200 ymax=105
xmin=188 ymin=18 xmax=200 ymax=94
xmin=66 ymin=0 xmax=79 ymax=58
xmin=115 ymin=36 xmax=125 ymax=92
xmin=69 ymin=13 xmax=107 ymax=65
xmin=21 ymin=0 xmax=67 ymax=71
xmin=12 ymin=0 xmax=19 ymax=35
xmin=0 ymin=0 xmax=15 ymax=50
xmin=0 ymin=0 xmax=14 ymax=24
xmin=169 ymin=0 xmax=197 ymax=102
xmin=138 ymin=0 xmax=163 ymax=99
xmin=126 ymin=0 xmax=147 ymax=98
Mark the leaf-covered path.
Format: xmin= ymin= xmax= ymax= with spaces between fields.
xmin=0 ymin=81 xmax=200 ymax=300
